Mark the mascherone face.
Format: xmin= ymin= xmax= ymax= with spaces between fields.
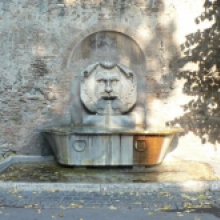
xmin=95 ymin=68 xmax=121 ymax=100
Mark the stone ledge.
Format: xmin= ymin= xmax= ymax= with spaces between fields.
xmin=0 ymin=182 xmax=101 ymax=192
xmin=100 ymin=181 xmax=220 ymax=193
xmin=0 ymin=179 xmax=220 ymax=193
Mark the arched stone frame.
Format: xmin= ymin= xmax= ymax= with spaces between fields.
xmin=62 ymin=23 xmax=148 ymax=69
xmin=62 ymin=23 xmax=149 ymax=128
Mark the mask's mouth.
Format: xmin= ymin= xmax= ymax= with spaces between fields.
xmin=100 ymin=92 xmax=118 ymax=100
xmin=102 ymin=95 xmax=117 ymax=100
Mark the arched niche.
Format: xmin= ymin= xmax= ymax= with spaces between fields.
xmin=68 ymin=31 xmax=147 ymax=127
xmin=68 ymin=31 xmax=146 ymax=70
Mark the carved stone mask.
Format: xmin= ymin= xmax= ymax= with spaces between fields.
xmin=80 ymin=62 xmax=137 ymax=115
xmin=95 ymin=67 xmax=120 ymax=100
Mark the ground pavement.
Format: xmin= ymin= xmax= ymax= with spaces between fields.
xmin=0 ymin=156 xmax=220 ymax=219
xmin=0 ymin=183 xmax=220 ymax=219
xmin=1 ymin=207 xmax=220 ymax=220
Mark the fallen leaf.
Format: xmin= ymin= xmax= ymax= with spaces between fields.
xmin=37 ymin=209 xmax=41 ymax=214
xmin=181 ymin=193 xmax=197 ymax=201
xmin=197 ymin=194 xmax=206 ymax=199
xmin=59 ymin=205 xmax=65 ymax=209
xmin=148 ymin=212 xmax=154 ymax=215
xmin=11 ymin=189 xmax=18 ymax=194
xmin=159 ymin=192 xmax=169 ymax=197
xmin=52 ymin=215 xmax=56 ymax=218
xmin=24 ymin=205 xmax=30 ymax=208
xmin=32 ymin=204 xmax=38 ymax=208
xmin=59 ymin=213 xmax=64 ymax=217
xmin=133 ymin=202 xmax=141 ymax=205
xmin=177 ymin=212 xmax=184 ymax=217
xmin=161 ymin=205 xmax=170 ymax=210
xmin=70 ymin=203 xmax=79 ymax=208
xmin=184 ymin=203 xmax=192 ymax=209
xmin=109 ymin=205 xmax=117 ymax=210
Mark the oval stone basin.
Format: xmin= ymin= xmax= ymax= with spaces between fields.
xmin=42 ymin=125 xmax=183 ymax=166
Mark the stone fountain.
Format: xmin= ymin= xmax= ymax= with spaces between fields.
xmin=42 ymin=59 xmax=182 ymax=166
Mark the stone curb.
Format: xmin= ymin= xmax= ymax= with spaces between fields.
xmin=0 ymin=156 xmax=220 ymax=193
xmin=0 ymin=181 xmax=218 ymax=193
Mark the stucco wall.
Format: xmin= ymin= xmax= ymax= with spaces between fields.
xmin=0 ymin=0 xmax=219 ymax=160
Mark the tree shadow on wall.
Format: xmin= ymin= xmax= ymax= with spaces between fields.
xmin=169 ymin=0 xmax=220 ymax=146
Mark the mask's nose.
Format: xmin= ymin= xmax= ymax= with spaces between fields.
xmin=105 ymin=80 xmax=113 ymax=93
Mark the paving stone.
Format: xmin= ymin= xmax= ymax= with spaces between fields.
xmin=168 ymin=204 xmax=176 ymax=210
xmin=62 ymin=196 xmax=74 ymax=201
xmin=176 ymin=201 xmax=184 ymax=209
xmin=148 ymin=204 xmax=155 ymax=211
xmin=212 ymin=203 xmax=220 ymax=208
xmin=16 ymin=201 xmax=26 ymax=208
xmin=191 ymin=200 xmax=199 ymax=205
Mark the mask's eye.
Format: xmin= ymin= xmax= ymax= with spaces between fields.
xmin=98 ymin=79 xmax=105 ymax=86
xmin=112 ymin=80 xmax=118 ymax=85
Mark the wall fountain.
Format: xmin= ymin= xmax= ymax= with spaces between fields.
xmin=42 ymin=31 xmax=183 ymax=166
xmin=42 ymin=61 xmax=182 ymax=166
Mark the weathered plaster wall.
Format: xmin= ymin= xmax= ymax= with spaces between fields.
xmin=0 ymin=0 xmax=219 ymax=160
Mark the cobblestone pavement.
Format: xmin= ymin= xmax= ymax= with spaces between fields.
xmin=0 ymin=187 xmax=220 ymax=212
xmin=0 ymin=207 xmax=219 ymax=220
xmin=0 ymin=157 xmax=220 ymax=218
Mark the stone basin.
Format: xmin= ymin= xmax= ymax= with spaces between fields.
xmin=42 ymin=125 xmax=183 ymax=166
